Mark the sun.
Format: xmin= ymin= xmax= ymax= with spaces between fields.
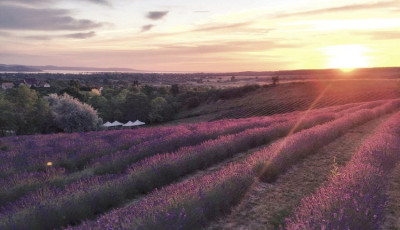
xmin=322 ymin=45 xmax=370 ymax=72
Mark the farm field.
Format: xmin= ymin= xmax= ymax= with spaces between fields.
xmin=173 ymin=80 xmax=400 ymax=123
xmin=3 ymin=0 xmax=400 ymax=229
xmin=1 ymin=98 xmax=400 ymax=230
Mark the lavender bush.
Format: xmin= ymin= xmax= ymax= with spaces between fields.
xmin=286 ymin=112 xmax=400 ymax=230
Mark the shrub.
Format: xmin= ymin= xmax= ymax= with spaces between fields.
xmin=47 ymin=93 xmax=102 ymax=133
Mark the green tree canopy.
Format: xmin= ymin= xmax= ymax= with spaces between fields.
xmin=4 ymin=86 xmax=50 ymax=135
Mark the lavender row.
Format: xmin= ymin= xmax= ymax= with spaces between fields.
xmin=0 ymin=102 xmax=350 ymax=210
xmin=0 ymin=127 xmax=179 ymax=176
xmin=87 ymin=100 xmax=380 ymax=175
xmin=258 ymin=99 xmax=400 ymax=182
xmin=0 ymin=101 xmax=386 ymax=216
xmin=87 ymin=115 xmax=297 ymax=175
xmin=0 ymin=110 xmax=337 ymax=229
xmin=64 ymin=100 xmax=400 ymax=230
xmin=0 ymin=114 xmax=293 ymax=198
xmin=0 ymin=99 xmax=372 ymax=179
xmin=285 ymin=112 xmax=400 ymax=230
xmin=0 ymin=101 xmax=388 ymax=228
xmin=0 ymin=101 xmax=386 ymax=209
xmin=0 ymin=127 xmax=184 ymax=205
xmin=2 ymin=99 xmax=364 ymax=210
xmin=8 ymin=98 xmax=382 ymax=200
xmin=0 ymin=112 xmax=298 ymax=185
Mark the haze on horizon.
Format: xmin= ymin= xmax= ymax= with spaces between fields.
xmin=0 ymin=0 xmax=399 ymax=72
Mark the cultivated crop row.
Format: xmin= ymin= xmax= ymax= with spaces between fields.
xmin=0 ymin=108 xmax=338 ymax=230
xmin=0 ymin=100 xmax=393 ymax=230
xmin=0 ymin=100 xmax=373 ymax=209
xmin=0 ymin=127 xmax=179 ymax=175
xmin=61 ymin=100 xmax=400 ymax=230
xmin=0 ymin=113 xmax=301 ymax=208
xmin=87 ymin=99 xmax=386 ymax=176
xmin=286 ymin=112 xmax=400 ymax=230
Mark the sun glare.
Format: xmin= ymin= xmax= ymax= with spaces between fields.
xmin=323 ymin=45 xmax=370 ymax=72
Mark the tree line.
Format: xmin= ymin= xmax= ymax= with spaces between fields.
xmin=0 ymin=86 xmax=101 ymax=135
xmin=0 ymin=80 xmax=260 ymax=136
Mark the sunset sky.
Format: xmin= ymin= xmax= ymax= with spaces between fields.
xmin=0 ymin=0 xmax=399 ymax=72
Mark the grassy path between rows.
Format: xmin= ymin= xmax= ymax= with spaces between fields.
xmin=206 ymin=112 xmax=394 ymax=230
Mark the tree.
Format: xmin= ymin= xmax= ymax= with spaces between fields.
xmin=5 ymin=85 xmax=50 ymax=134
xmin=187 ymin=96 xmax=200 ymax=108
xmin=149 ymin=97 xmax=172 ymax=123
xmin=60 ymin=86 xmax=85 ymax=101
xmin=158 ymin=86 xmax=168 ymax=95
xmin=0 ymin=96 xmax=16 ymax=136
xmin=88 ymin=95 xmax=109 ymax=120
xmin=142 ymin=85 xmax=155 ymax=97
xmin=171 ymin=84 xmax=179 ymax=96
xmin=47 ymin=93 xmax=102 ymax=133
xmin=123 ymin=92 xmax=151 ymax=121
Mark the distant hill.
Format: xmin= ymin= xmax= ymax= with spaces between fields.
xmin=0 ymin=64 xmax=140 ymax=72
xmin=0 ymin=64 xmax=42 ymax=72
xmin=31 ymin=65 xmax=140 ymax=72
xmin=227 ymin=67 xmax=400 ymax=76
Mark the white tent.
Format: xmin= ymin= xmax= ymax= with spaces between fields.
xmin=111 ymin=121 xmax=124 ymax=126
xmin=102 ymin=121 xmax=113 ymax=127
xmin=132 ymin=120 xmax=146 ymax=126
xmin=122 ymin=121 xmax=136 ymax=127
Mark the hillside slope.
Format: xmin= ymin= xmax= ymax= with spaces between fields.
xmin=174 ymin=80 xmax=399 ymax=124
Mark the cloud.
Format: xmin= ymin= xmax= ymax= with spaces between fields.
xmin=141 ymin=24 xmax=155 ymax=32
xmin=23 ymin=31 xmax=96 ymax=40
xmin=61 ymin=42 xmax=298 ymax=71
xmin=144 ymin=40 xmax=301 ymax=56
xmin=135 ymin=21 xmax=265 ymax=39
xmin=0 ymin=5 xmax=103 ymax=30
xmin=64 ymin=31 xmax=96 ymax=39
xmin=0 ymin=0 xmax=111 ymax=6
xmin=275 ymin=1 xmax=399 ymax=17
xmin=0 ymin=0 xmax=50 ymax=4
xmin=85 ymin=0 xmax=111 ymax=6
xmin=146 ymin=11 xmax=169 ymax=20
xmin=194 ymin=11 xmax=209 ymax=13
xmin=192 ymin=22 xmax=253 ymax=32
xmin=23 ymin=35 xmax=53 ymax=40
xmin=0 ymin=31 xmax=11 ymax=37
xmin=356 ymin=30 xmax=400 ymax=40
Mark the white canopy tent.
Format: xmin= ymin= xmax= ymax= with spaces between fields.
xmin=122 ymin=120 xmax=145 ymax=127
xmin=122 ymin=121 xmax=136 ymax=127
xmin=102 ymin=121 xmax=113 ymax=127
xmin=111 ymin=121 xmax=124 ymax=126
xmin=132 ymin=120 xmax=145 ymax=126
xmin=104 ymin=120 xmax=144 ymax=129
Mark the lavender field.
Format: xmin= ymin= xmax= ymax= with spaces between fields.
xmin=1 ymin=99 xmax=400 ymax=230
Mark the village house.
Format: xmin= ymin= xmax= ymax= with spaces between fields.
xmin=37 ymin=82 xmax=51 ymax=88
xmin=11 ymin=79 xmax=51 ymax=88
xmin=14 ymin=80 xmax=27 ymax=87
xmin=25 ymin=78 xmax=38 ymax=87
xmin=1 ymin=82 xmax=14 ymax=90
